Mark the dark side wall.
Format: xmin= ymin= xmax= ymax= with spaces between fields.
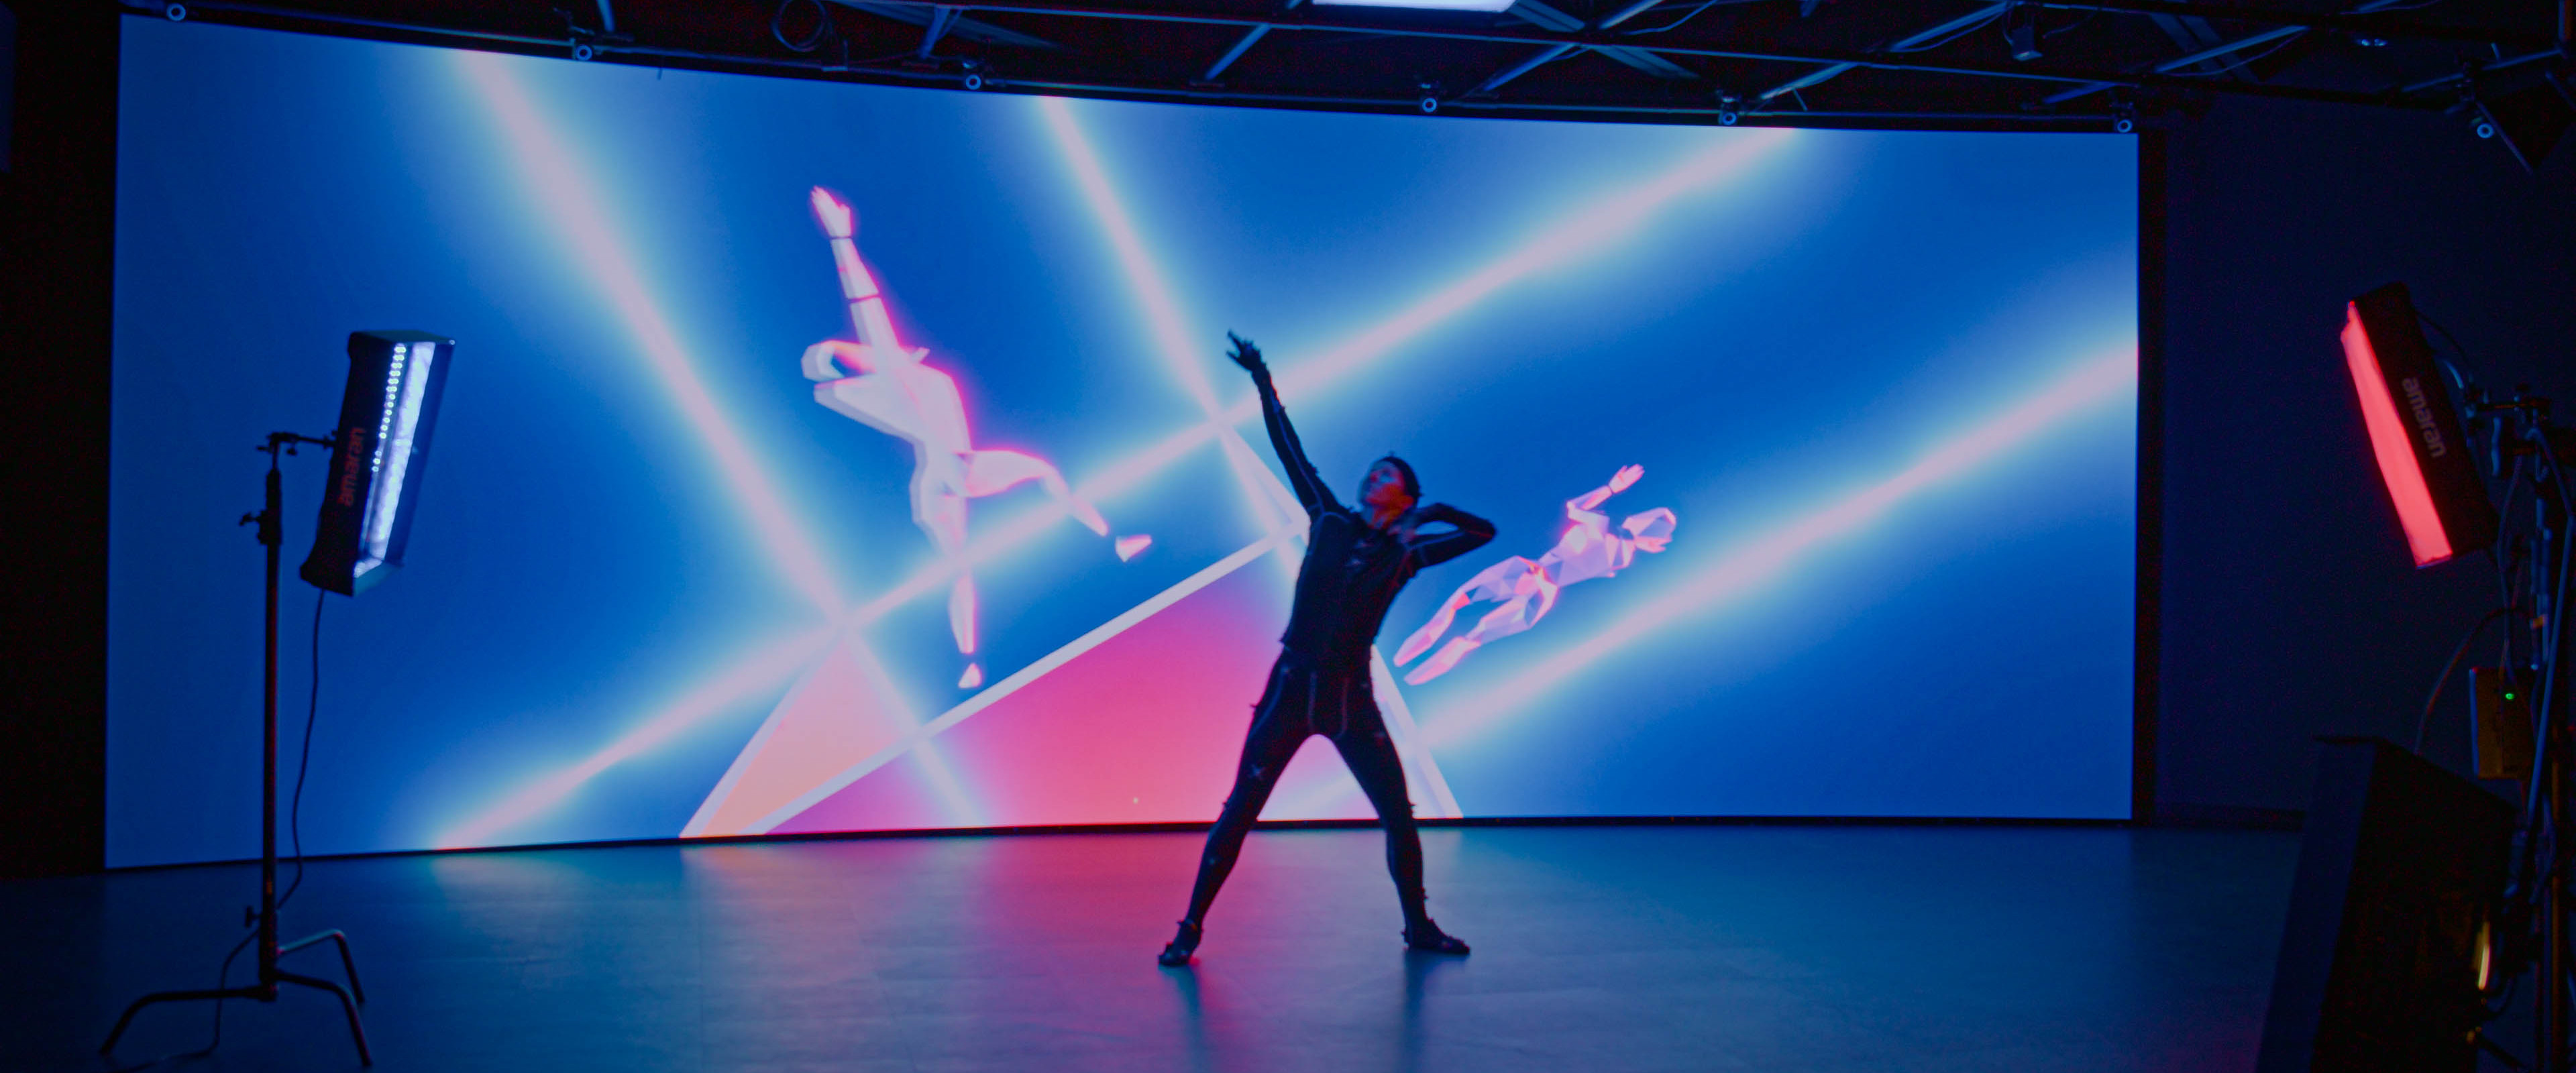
xmin=1 ymin=0 xmax=115 ymax=879
xmin=2155 ymin=91 xmax=2576 ymax=820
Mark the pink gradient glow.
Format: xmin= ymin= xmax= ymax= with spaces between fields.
xmin=2341 ymin=303 xmax=2455 ymax=567
xmin=743 ymin=533 xmax=1295 ymax=834
xmin=1417 ymin=347 xmax=2139 ymax=752
xmin=680 ymin=631 xmax=963 ymax=837
xmin=455 ymin=53 xmax=847 ymax=614
xmin=771 ymin=542 xmax=1293 ymax=832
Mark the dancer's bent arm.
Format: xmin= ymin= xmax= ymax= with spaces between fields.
xmin=1406 ymin=504 xmax=1496 ymax=567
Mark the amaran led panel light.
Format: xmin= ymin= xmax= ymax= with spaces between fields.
xmin=301 ymin=330 xmax=453 ymax=595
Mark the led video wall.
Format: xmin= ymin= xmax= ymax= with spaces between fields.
xmin=109 ymin=18 xmax=2139 ymax=867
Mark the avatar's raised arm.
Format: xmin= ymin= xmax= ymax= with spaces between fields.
xmin=812 ymin=186 xmax=908 ymax=359
xmin=1567 ymin=464 xmax=1645 ymax=517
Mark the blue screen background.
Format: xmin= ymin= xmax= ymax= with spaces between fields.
xmin=109 ymin=19 xmax=2137 ymax=867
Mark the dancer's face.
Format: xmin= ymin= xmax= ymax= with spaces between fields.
xmin=1360 ymin=462 xmax=1416 ymax=516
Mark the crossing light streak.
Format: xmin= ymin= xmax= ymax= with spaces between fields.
xmin=433 ymin=64 xmax=1805 ymax=848
xmin=1417 ymin=347 xmax=2138 ymax=752
xmin=1036 ymin=97 xmax=1308 ymax=540
xmin=456 ymin=52 xmax=847 ymax=615
xmin=434 ymin=627 xmax=836 ymax=849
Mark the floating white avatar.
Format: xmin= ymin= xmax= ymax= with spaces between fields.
xmin=1393 ymin=465 xmax=1676 ymax=685
xmin=802 ymin=187 xmax=1149 ymax=689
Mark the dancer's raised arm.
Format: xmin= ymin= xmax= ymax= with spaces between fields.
xmin=1228 ymin=333 xmax=1338 ymax=514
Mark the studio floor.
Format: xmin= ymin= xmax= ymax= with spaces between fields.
xmin=5 ymin=825 xmax=2304 ymax=1072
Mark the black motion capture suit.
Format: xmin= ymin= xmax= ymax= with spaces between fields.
xmin=1161 ymin=337 xmax=1495 ymax=966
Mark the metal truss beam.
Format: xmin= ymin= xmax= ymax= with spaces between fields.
xmin=143 ymin=0 xmax=2460 ymax=112
xmin=2033 ymin=0 xmax=2557 ymax=49
xmin=830 ymin=0 xmax=1061 ymax=50
xmin=871 ymin=0 xmax=2432 ymax=106
xmin=1757 ymin=3 xmax=2007 ymax=104
xmin=1472 ymin=40 xmax=1580 ymax=94
xmin=1510 ymin=0 xmax=1695 ymax=82
xmin=2040 ymin=0 xmax=2432 ymax=104
xmin=920 ymin=5 xmax=959 ymax=57
xmin=1201 ymin=23 xmax=1269 ymax=80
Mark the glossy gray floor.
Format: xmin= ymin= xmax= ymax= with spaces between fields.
xmin=6 ymin=826 xmax=2302 ymax=1072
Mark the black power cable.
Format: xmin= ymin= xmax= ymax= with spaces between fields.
xmin=112 ymin=590 xmax=329 ymax=1072
xmin=280 ymin=589 xmax=325 ymax=911
xmin=1623 ymin=0 xmax=1726 ymax=36
xmin=2416 ymin=604 xmax=2513 ymax=754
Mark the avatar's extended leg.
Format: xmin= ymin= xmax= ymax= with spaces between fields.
xmin=1395 ymin=587 xmax=1477 ymax=667
xmin=1395 ymin=558 xmax=1532 ymax=666
xmin=962 ymin=449 xmax=1110 ymax=536
xmin=1404 ymin=581 xmax=1555 ymax=685
xmin=913 ymin=465 xmax=977 ymax=658
xmin=949 ymin=577 xmax=978 ymax=656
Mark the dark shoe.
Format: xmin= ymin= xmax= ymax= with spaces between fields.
xmin=1403 ymin=921 xmax=1470 ymax=956
xmin=1158 ymin=920 xmax=1202 ymax=967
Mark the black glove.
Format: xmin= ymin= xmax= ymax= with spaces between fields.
xmin=1226 ymin=332 xmax=1267 ymax=377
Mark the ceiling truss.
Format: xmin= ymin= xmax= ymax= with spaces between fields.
xmin=129 ymin=0 xmax=2567 ymax=129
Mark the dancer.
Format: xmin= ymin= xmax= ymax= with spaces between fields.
xmin=1158 ymin=333 xmax=1495 ymax=968
xmin=802 ymin=186 xmax=1149 ymax=689
xmin=1392 ymin=465 xmax=1676 ymax=685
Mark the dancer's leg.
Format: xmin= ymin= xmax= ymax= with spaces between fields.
xmin=1182 ymin=688 xmax=1305 ymax=924
xmin=962 ymin=449 xmax=1110 ymax=536
xmin=1163 ymin=667 xmax=1309 ymax=964
xmin=1331 ymin=715 xmax=1423 ymax=922
xmin=1333 ymin=708 xmax=1466 ymax=955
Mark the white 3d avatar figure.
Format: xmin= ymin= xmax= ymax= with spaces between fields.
xmin=1393 ymin=464 xmax=1676 ymax=685
xmin=802 ymin=187 xmax=1149 ymax=689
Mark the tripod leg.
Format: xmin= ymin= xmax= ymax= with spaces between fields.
xmin=99 ymin=985 xmax=266 ymax=1055
xmin=282 ymin=929 xmax=366 ymax=1003
xmin=276 ymin=970 xmax=372 ymax=1066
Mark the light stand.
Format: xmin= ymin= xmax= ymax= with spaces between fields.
xmin=2534 ymin=423 xmax=2566 ymax=1072
xmin=2463 ymin=390 xmax=2576 ymax=1073
xmin=101 ymin=431 xmax=372 ymax=1067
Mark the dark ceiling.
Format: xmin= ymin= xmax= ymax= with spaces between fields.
xmin=124 ymin=0 xmax=2568 ymax=129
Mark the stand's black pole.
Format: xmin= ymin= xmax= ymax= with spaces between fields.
xmin=101 ymin=433 xmax=372 ymax=1066
xmin=2537 ymin=423 xmax=2573 ymax=1073
xmin=2549 ymin=737 xmax=2567 ymax=1073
